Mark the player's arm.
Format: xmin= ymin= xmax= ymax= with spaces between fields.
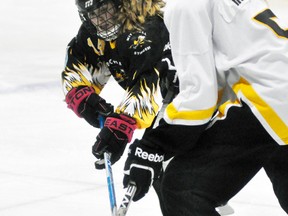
xmin=115 ymin=29 xmax=168 ymax=129
xmin=61 ymin=25 xmax=113 ymax=128
xmin=93 ymin=27 xmax=168 ymax=168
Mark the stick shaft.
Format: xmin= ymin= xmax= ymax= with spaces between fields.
xmin=104 ymin=152 xmax=118 ymax=216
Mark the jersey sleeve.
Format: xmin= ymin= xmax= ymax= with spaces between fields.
xmin=61 ymin=25 xmax=111 ymax=96
xmin=115 ymin=19 xmax=167 ymax=129
xmin=115 ymin=68 xmax=162 ymax=129
xmin=163 ymin=0 xmax=218 ymax=126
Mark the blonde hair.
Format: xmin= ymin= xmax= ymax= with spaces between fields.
xmin=118 ymin=0 xmax=165 ymax=33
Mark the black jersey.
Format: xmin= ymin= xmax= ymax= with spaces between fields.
xmin=62 ymin=15 xmax=174 ymax=129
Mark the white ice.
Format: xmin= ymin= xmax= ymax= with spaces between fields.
xmin=0 ymin=0 xmax=287 ymax=215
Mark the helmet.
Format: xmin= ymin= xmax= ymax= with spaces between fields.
xmin=75 ymin=0 xmax=122 ymax=41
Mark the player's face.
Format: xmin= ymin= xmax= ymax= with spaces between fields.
xmin=88 ymin=2 xmax=117 ymax=33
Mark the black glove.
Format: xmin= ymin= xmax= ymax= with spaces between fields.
xmin=92 ymin=113 xmax=137 ymax=169
xmin=65 ymin=86 xmax=114 ymax=128
xmin=123 ymin=139 xmax=164 ymax=201
xmin=157 ymin=52 xmax=179 ymax=99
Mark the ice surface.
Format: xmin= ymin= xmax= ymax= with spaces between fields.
xmin=0 ymin=0 xmax=287 ymax=215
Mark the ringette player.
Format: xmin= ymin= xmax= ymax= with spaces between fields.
xmin=61 ymin=0 xmax=178 ymax=213
xmin=122 ymin=0 xmax=288 ymax=215
xmin=61 ymin=0 xmax=177 ymax=165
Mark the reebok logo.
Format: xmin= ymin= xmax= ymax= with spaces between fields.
xmin=135 ymin=147 xmax=164 ymax=162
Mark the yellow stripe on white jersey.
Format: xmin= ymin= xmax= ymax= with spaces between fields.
xmin=232 ymin=77 xmax=288 ymax=145
xmin=164 ymin=103 xmax=216 ymax=126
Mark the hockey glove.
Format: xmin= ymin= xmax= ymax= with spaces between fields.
xmin=93 ymin=113 xmax=137 ymax=169
xmin=157 ymin=54 xmax=179 ymax=98
xmin=123 ymin=139 xmax=164 ymax=201
xmin=65 ymin=86 xmax=114 ymax=128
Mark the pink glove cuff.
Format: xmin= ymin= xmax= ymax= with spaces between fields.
xmin=65 ymin=86 xmax=94 ymax=117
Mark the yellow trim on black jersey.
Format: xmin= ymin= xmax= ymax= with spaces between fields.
xmin=109 ymin=41 xmax=116 ymax=49
xmin=87 ymin=38 xmax=105 ymax=56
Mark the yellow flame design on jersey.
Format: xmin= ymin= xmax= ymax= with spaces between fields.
xmin=62 ymin=63 xmax=100 ymax=95
xmin=116 ymin=78 xmax=161 ymax=129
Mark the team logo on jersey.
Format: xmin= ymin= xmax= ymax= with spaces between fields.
xmin=129 ymin=35 xmax=152 ymax=55
xmin=129 ymin=35 xmax=152 ymax=49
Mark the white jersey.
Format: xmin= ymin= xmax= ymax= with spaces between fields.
xmin=164 ymin=0 xmax=288 ymax=145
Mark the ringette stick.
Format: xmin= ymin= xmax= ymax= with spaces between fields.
xmin=117 ymin=183 xmax=137 ymax=216
xmin=99 ymin=116 xmax=117 ymax=216
xmin=104 ymin=152 xmax=117 ymax=216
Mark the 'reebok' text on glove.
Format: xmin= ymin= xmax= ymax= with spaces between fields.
xmin=123 ymin=139 xmax=164 ymax=201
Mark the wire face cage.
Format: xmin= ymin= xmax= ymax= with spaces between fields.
xmin=87 ymin=1 xmax=120 ymax=41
